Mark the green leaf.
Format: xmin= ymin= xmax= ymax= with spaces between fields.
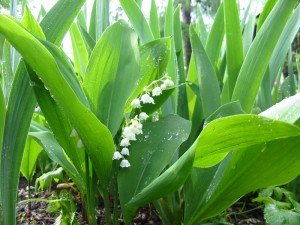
xmin=78 ymin=25 xmax=95 ymax=54
xmin=125 ymin=37 xmax=171 ymax=113
xmin=190 ymin=26 xmax=221 ymax=118
xmin=0 ymin=14 xmax=115 ymax=188
xmin=40 ymin=0 xmax=86 ymax=45
xmin=2 ymin=40 xmax=14 ymax=103
xmin=186 ymin=136 xmax=300 ymax=223
xmin=70 ymin=22 xmax=89 ymax=80
xmin=174 ymin=6 xmax=188 ymax=119
xmin=21 ymin=6 xmax=45 ymax=39
xmin=269 ymin=4 xmax=300 ymax=86
xmin=232 ymin=0 xmax=298 ymax=112
xmin=29 ymin=121 xmax=85 ymax=192
xmin=194 ymin=114 xmax=300 ymax=168
xmin=83 ymin=20 xmax=140 ymax=136
xmin=0 ymin=87 xmax=4 ymax=151
xmin=149 ymin=0 xmax=160 ymax=39
xmin=205 ymin=3 xmax=224 ymax=69
xmin=204 ymin=101 xmax=245 ymax=124
xmin=120 ymin=0 xmax=154 ymax=44
xmin=138 ymin=88 xmax=175 ymax=115
xmin=260 ymin=93 xmax=300 ymax=124
xmin=264 ymin=204 xmax=300 ymax=225
xmin=224 ymin=0 xmax=244 ymax=98
xmin=118 ymin=115 xmax=191 ymax=223
xmin=20 ymin=136 xmax=43 ymax=181
xmin=0 ymin=1 xmax=87 ymax=224
xmin=35 ymin=167 xmax=64 ymax=191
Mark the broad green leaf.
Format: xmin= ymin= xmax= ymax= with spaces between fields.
xmin=40 ymin=39 xmax=89 ymax=107
xmin=120 ymin=0 xmax=154 ymax=44
xmin=190 ymin=26 xmax=221 ymax=118
xmin=0 ymin=15 xmax=115 ymax=188
xmin=232 ymin=0 xmax=298 ymax=112
xmin=260 ymin=93 xmax=300 ymax=124
xmin=118 ymin=115 xmax=191 ymax=224
xmin=224 ymin=0 xmax=244 ymax=98
xmin=20 ymin=136 xmax=43 ymax=181
xmin=125 ymin=37 xmax=171 ymax=113
xmin=194 ymin=114 xmax=300 ymax=168
xmin=2 ymin=40 xmax=14 ymax=103
xmin=84 ymin=20 xmax=139 ymax=136
xmin=187 ymin=137 xmax=300 ymax=222
xmin=70 ymin=22 xmax=89 ymax=80
xmin=0 ymin=1 xmax=86 ymax=224
xmin=149 ymin=0 xmax=160 ymax=39
xmin=127 ymin=143 xmax=195 ymax=225
xmin=204 ymin=101 xmax=244 ymax=125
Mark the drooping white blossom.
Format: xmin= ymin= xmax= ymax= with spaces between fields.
xmin=122 ymin=126 xmax=136 ymax=141
xmin=130 ymin=98 xmax=141 ymax=108
xmin=120 ymin=159 xmax=131 ymax=168
xmin=120 ymin=138 xmax=130 ymax=147
xmin=152 ymin=86 xmax=162 ymax=96
xmin=160 ymin=83 xmax=167 ymax=90
xmin=112 ymin=151 xmax=122 ymax=160
xmin=121 ymin=147 xmax=130 ymax=156
xmin=141 ymin=94 xmax=155 ymax=104
xmin=164 ymin=79 xmax=174 ymax=87
xmin=139 ymin=112 xmax=149 ymax=121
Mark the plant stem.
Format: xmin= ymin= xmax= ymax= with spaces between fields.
xmin=103 ymin=192 xmax=112 ymax=225
xmin=85 ymin=153 xmax=96 ymax=225
xmin=27 ymin=179 xmax=31 ymax=216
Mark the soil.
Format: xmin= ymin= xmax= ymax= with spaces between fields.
xmin=16 ymin=177 xmax=264 ymax=225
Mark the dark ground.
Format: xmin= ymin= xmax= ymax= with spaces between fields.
xmin=16 ymin=177 xmax=264 ymax=225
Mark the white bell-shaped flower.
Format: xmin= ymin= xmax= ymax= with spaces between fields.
xmin=120 ymin=159 xmax=131 ymax=168
xmin=141 ymin=94 xmax=154 ymax=104
xmin=164 ymin=79 xmax=174 ymax=87
xmin=139 ymin=112 xmax=149 ymax=121
xmin=121 ymin=147 xmax=130 ymax=156
xmin=152 ymin=87 xmax=162 ymax=96
xmin=130 ymin=98 xmax=141 ymax=108
xmin=112 ymin=151 xmax=122 ymax=160
xmin=120 ymin=138 xmax=130 ymax=147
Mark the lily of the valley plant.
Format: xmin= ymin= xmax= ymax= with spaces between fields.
xmin=0 ymin=0 xmax=300 ymax=225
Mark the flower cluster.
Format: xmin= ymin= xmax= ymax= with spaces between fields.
xmin=112 ymin=76 xmax=174 ymax=168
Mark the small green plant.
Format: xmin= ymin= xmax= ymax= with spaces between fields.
xmin=47 ymin=190 xmax=78 ymax=225
xmin=254 ymin=187 xmax=300 ymax=224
